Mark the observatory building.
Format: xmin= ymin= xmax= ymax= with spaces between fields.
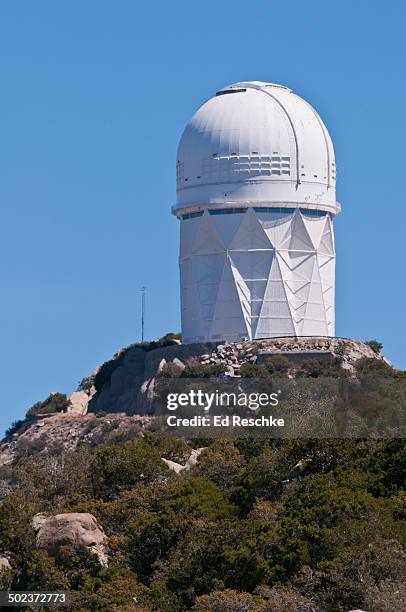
xmin=172 ymin=81 xmax=340 ymax=343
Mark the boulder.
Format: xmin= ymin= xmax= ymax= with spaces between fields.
xmin=0 ymin=557 xmax=11 ymax=571
xmin=161 ymin=458 xmax=184 ymax=474
xmin=32 ymin=512 xmax=48 ymax=531
xmin=185 ymin=448 xmax=205 ymax=469
xmin=172 ymin=357 xmax=185 ymax=370
xmin=162 ymin=448 xmax=206 ymax=473
xmin=34 ymin=512 xmax=108 ymax=566
xmin=68 ymin=390 xmax=95 ymax=415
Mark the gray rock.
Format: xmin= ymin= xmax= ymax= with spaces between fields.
xmin=0 ymin=557 xmax=11 ymax=571
xmin=35 ymin=512 xmax=108 ymax=567
xmin=157 ymin=358 xmax=167 ymax=373
xmin=162 ymin=448 xmax=206 ymax=473
xmin=172 ymin=357 xmax=185 ymax=370
xmin=68 ymin=389 xmax=95 ymax=416
xmin=32 ymin=513 xmax=48 ymax=531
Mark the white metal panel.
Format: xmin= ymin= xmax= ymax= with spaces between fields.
xmin=179 ymin=209 xmax=335 ymax=342
xmin=175 ymin=81 xmax=339 ymax=215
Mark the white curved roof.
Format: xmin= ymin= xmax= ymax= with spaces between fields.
xmin=174 ymin=81 xmax=340 ymax=216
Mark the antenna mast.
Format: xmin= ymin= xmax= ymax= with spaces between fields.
xmin=141 ymin=286 xmax=146 ymax=342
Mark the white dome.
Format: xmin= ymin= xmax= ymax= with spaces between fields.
xmin=174 ymin=81 xmax=340 ymax=216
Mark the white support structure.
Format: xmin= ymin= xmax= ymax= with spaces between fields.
xmin=173 ymin=81 xmax=340 ymax=343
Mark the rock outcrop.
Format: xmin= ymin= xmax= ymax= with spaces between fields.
xmin=88 ymin=337 xmax=390 ymax=415
xmin=0 ymin=337 xmax=392 ymax=464
xmin=67 ymin=390 xmax=94 ymax=415
xmin=89 ymin=342 xmax=217 ymax=415
xmin=34 ymin=512 xmax=108 ymax=567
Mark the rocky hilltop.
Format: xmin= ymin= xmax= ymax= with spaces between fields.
xmin=0 ymin=336 xmax=391 ymax=465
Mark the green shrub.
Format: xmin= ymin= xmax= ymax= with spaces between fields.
xmin=192 ymin=440 xmax=246 ymax=490
xmin=26 ymin=393 xmax=70 ymax=418
xmin=143 ymin=432 xmax=190 ymax=463
xmin=4 ymin=419 xmax=26 ymax=438
xmin=182 ymin=361 xmax=226 ymax=378
xmin=355 ymin=357 xmax=395 ymax=378
xmin=192 ymin=589 xmax=264 ymax=611
xmin=365 ymin=339 xmax=383 ymax=354
xmin=265 ymin=355 xmax=291 ymax=375
xmin=240 ymin=363 xmax=269 ymax=378
xmin=297 ymin=358 xmax=347 ymax=379
xmin=91 ymin=439 xmax=170 ymax=498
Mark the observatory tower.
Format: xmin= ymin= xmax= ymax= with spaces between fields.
xmin=172 ymin=81 xmax=340 ymax=343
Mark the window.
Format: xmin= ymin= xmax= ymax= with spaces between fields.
xmin=300 ymin=209 xmax=327 ymax=217
xmin=182 ymin=211 xmax=204 ymax=220
xmin=254 ymin=207 xmax=295 ymax=214
xmin=181 ymin=207 xmax=328 ymax=220
xmin=215 ymin=88 xmax=246 ymax=96
xmin=209 ymin=208 xmax=247 ymax=215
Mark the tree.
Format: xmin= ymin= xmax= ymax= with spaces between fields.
xmin=365 ymin=339 xmax=383 ymax=354
xmin=232 ymin=447 xmax=283 ymax=512
xmin=91 ymin=440 xmax=170 ymax=498
xmin=26 ymin=393 xmax=70 ymax=418
xmin=192 ymin=441 xmax=246 ymax=490
xmin=0 ymin=490 xmax=36 ymax=567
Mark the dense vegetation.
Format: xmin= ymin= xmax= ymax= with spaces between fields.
xmin=0 ymin=351 xmax=405 ymax=610
xmin=0 ymin=434 xmax=405 ymax=610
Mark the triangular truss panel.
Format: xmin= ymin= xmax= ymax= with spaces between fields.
xmin=192 ymin=211 xmax=224 ymax=255
xmin=209 ymin=257 xmax=249 ymax=340
xmin=318 ymin=215 xmax=335 ymax=256
xmin=229 ymin=251 xmax=274 ymax=283
xmin=229 ymin=208 xmax=271 ymax=251
xmin=257 ymin=215 xmax=291 ymax=250
xmin=180 ymin=214 xmax=202 ymax=260
xmin=210 ymin=213 xmax=245 ymax=249
xmin=302 ymin=213 xmax=326 ymax=249
xmin=289 ymin=211 xmax=315 ymax=252
xmin=255 ymin=255 xmax=295 ymax=338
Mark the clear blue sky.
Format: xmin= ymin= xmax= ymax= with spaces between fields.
xmin=0 ymin=1 xmax=405 ymax=434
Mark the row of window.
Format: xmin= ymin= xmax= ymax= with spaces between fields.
xmin=202 ymin=155 xmax=292 ymax=180
xmin=176 ymin=155 xmax=292 ymax=184
xmin=177 ymin=158 xmax=336 ymax=184
xmin=181 ymin=208 xmax=328 ymax=220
